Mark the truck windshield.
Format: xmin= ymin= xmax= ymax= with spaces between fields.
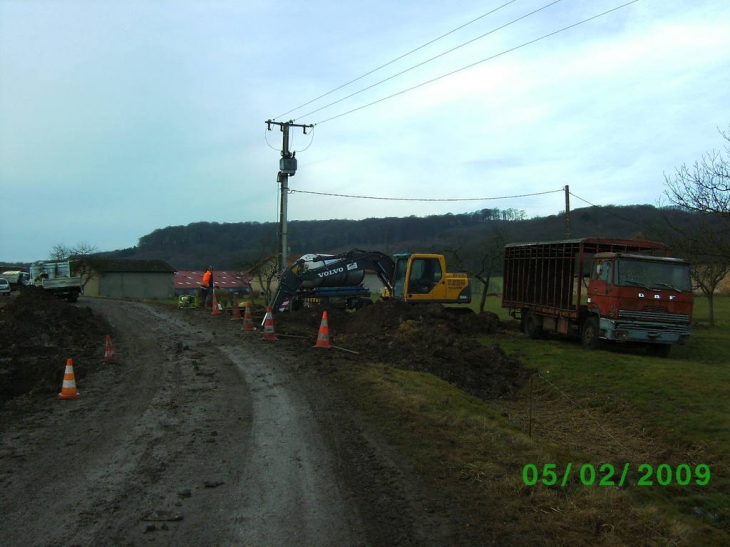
xmin=616 ymin=259 xmax=691 ymax=292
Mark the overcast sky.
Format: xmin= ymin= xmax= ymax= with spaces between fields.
xmin=1 ymin=0 xmax=729 ymax=263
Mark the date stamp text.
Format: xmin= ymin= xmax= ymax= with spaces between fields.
xmin=522 ymin=463 xmax=710 ymax=487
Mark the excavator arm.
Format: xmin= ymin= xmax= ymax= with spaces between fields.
xmin=270 ymin=249 xmax=396 ymax=313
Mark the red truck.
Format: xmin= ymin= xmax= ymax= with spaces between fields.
xmin=502 ymin=238 xmax=693 ymax=356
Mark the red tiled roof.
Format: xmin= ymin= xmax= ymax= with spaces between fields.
xmin=175 ymin=270 xmax=252 ymax=290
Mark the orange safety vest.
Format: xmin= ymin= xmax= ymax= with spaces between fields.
xmin=202 ymin=270 xmax=212 ymax=287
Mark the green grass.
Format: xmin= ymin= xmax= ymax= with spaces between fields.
xmin=333 ymin=295 xmax=730 ymax=546
xmin=156 ymin=288 xmax=729 ymax=543
xmin=490 ymin=298 xmax=730 ymax=544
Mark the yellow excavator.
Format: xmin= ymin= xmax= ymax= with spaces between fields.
xmin=270 ymin=249 xmax=470 ymax=313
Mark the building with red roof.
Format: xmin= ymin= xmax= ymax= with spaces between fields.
xmin=174 ymin=270 xmax=252 ymax=296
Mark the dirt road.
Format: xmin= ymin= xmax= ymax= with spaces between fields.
xmin=0 ymin=298 xmax=470 ymax=546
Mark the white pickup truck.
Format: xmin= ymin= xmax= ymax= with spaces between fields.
xmin=29 ymin=261 xmax=83 ymax=302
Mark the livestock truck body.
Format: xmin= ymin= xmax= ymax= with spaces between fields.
xmin=502 ymin=238 xmax=693 ymax=356
xmin=29 ymin=261 xmax=83 ymax=302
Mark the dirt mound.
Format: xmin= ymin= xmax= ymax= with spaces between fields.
xmin=276 ymin=300 xmax=532 ymax=400
xmin=0 ymin=287 xmax=112 ymax=402
xmin=342 ymin=300 xmax=529 ymax=399
xmin=0 ymin=292 xmax=532 ymax=404
xmin=346 ymin=299 xmax=499 ymax=336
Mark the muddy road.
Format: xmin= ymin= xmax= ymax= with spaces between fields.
xmin=0 ymin=297 xmax=472 ymax=546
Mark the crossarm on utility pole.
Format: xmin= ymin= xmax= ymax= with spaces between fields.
xmin=265 ymin=120 xmax=314 ymax=275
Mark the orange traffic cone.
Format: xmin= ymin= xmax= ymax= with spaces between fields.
xmin=313 ymin=311 xmax=331 ymax=348
xmin=230 ymin=295 xmax=241 ymax=320
xmin=262 ymin=306 xmax=278 ymax=341
xmin=242 ymin=301 xmax=255 ymax=331
xmin=103 ymin=335 xmax=115 ymax=361
xmin=211 ymin=291 xmax=222 ymax=315
xmin=58 ymin=358 xmax=81 ymax=399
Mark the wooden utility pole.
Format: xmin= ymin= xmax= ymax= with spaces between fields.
xmin=564 ymin=184 xmax=571 ymax=238
xmin=265 ymin=120 xmax=313 ymax=274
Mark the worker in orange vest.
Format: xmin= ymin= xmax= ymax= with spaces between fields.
xmin=201 ymin=268 xmax=212 ymax=288
xmin=201 ymin=267 xmax=213 ymax=308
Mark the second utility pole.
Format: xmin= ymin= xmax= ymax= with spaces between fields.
xmin=266 ymin=120 xmax=313 ymax=275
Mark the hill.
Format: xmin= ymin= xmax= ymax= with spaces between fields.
xmin=101 ymin=205 xmax=693 ymax=270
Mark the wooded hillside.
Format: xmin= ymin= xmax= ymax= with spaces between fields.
xmin=102 ymin=205 xmax=694 ymax=271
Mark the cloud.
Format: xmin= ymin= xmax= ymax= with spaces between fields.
xmin=1 ymin=0 xmax=729 ymax=262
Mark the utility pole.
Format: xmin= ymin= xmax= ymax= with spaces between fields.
xmin=564 ymin=184 xmax=571 ymax=238
xmin=265 ymin=120 xmax=313 ymax=274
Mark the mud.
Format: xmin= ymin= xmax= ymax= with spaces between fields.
xmin=5 ymin=290 xmax=720 ymax=547
xmin=0 ymin=292 xmax=531 ymax=405
xmin=0 ymin=287 xmax=111 ymax=402
xmin=275 ymin=299 xmax=532 ymax=400
xmin=0 ymin=291 xmax=532 ymax=546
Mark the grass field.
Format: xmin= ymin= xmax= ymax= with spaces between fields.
xmin=335 ymin=295 xmax=730 ymax=546
xmin=162 ymin=285 xmax=728 ymax=544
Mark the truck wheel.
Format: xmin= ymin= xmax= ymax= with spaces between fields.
xmin=581 ymin=317 xmax=601 ymax=351
xmin=522 ymin=311 xmax=543 ymax=339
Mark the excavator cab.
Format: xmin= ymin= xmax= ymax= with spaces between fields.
xmin=392 ymin=254 xmax=470 ymax=303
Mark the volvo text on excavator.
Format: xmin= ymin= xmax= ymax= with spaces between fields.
xmin=269 ymin=249 xmax=471 ymax=313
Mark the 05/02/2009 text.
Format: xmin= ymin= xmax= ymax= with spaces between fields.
xmin=522 ymin=463 xmax=711 ymax=487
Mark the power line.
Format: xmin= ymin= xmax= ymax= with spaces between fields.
xmin=293 ymin=0 xmax=565 ymax=122
xmin=288 ymin=125 xmax=316 ymax=153
xmin=289 ymin=188 xmax=563 ymax=202
xmin=274 ymin=0 xmax=521 ymax=121
xmin=311 ymin=1 xmax=638 ymax=126
xmin=569 ymin=191 xmax=647 ymax=227
xmin=569 ymin=191 xmax=604 ymax=209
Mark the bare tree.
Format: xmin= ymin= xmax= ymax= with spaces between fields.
xmin=50 ymin=242 xmax=98 ymax=260
xmin=664 ymin=125 xmax=730 ymax=220
xmin=691 ymin=261 xmax=730 ymax=327
xmin=662 ymin=125 xmax=730 ymax=325
xmin=235 ymin=231 xmax=281 ymax=303
xmin=49 ymin=241 xmax=101 ymax=289
xmin=252 ymin=257 xmax=280 ymax=302
xmin=653 ymin=214 xmax=730 ymax=327
xmin=49 ymin=244 xmax=72 ymax=261
xmin=446 ymin=227 xmax=509 ymax=313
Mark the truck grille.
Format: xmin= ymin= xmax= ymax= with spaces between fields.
xmin=618 ymin=310 xmax=690 ymax=324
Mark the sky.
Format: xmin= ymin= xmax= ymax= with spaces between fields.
xmin=1 ymin=0 xmax=729 ymax=263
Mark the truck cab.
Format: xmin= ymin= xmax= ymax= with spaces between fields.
xmin=391 ymin=254 xmax=471 ymax=304
xmin=502 ymin=238 xmax=693 ymax=356
xmin=585 ymin=252 xmax=692 ymax=353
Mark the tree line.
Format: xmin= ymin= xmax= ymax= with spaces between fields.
xmin=98 ymin=204 xmax=685 ymax=272
xmin=24 ymin=124 xmax=728 ymax=324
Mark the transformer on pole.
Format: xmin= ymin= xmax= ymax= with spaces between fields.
xmin=265 ymin=119 xmax=313 ymax=274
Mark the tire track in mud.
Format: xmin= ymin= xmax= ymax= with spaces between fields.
xmin=2 ymin=298 xmax=475 ymax=547
xmin=1 ymin=300 xmax=172 ymax=546
xmin=218 ymin=346 xmax=366 ymax=547
xmin=1 ymin=300 xmax=250 ymax=546
xmin=1 ymin=300 xmax=364 ymax=546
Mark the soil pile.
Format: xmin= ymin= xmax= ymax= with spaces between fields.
xmin=276 ymin=300 xmax=533 ymax=400
xmin=0 ymin=288 xmax=111 ymax=402
xmin=0 ymin=292 xmax=532 ymax=404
